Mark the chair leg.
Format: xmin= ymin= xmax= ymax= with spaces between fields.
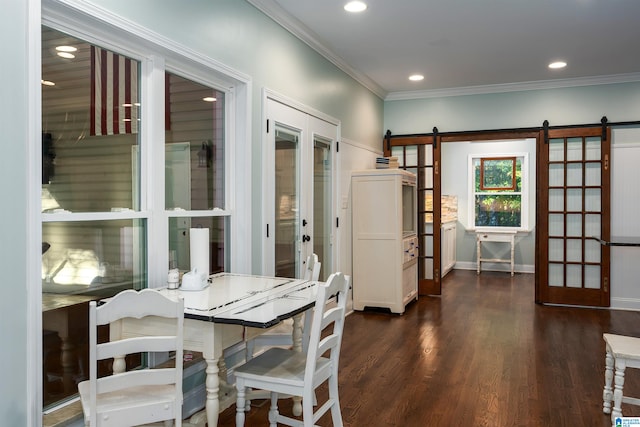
xmin=328 ymin=374 xmax=344 ymax=427
xmin=302 ymin=394 xmax=315 ymax=427
xmin=612 ymin=358 xmax=626 ymax=423
xmin=236 ymin=385 xmax=246 ymax=427
xmin=269 ymin=392 xmax=280 ymax=427
xmin=245 ymin=339 xmax=255 ymax=361
xmin=603 ymin=349 xmax=614 ymax=414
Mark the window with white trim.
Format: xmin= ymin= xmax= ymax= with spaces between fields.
xmin=469 ymin=153 xmax=529 ymax=230
xmin=41 ymin=24 xmax=233 ymax=409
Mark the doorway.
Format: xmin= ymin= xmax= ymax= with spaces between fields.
xmin=263 ymin=97 xmax=338 ymax=281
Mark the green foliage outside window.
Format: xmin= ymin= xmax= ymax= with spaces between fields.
xmin=474 ymin=157 xmax=522 ymax=227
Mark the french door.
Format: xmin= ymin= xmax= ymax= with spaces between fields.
xmin=536 ymin=127 xmax=611 ymax=306
xmin=264 ymin=98 xmax=337 ymax=281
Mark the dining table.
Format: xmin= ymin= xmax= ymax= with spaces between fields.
xmin=109 ymin=272 xmax=318 ymax=427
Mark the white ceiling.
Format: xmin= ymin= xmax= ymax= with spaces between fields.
xmin=248 ymin=0 xmax=640 ymax=99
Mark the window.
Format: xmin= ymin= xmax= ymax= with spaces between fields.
xmin=470 ymin=153 xmax=529 ymax=230
xmin=41 ymin=25 xmax=232 ymax=410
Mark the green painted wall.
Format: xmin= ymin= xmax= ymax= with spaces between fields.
xmin=1 ymin=0 xmax=30 ymax=424
xmin=87 ymin=0 xmax=384 ymax=272
xmin=384 ymin=82 xmax=640 ymax=134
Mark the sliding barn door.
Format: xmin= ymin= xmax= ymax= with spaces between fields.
xmin=536 ymin=127 xmax=611 ymax=306
xmin=385 ymin=136 xmax=441 ymax=295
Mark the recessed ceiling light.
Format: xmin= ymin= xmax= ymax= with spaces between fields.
xmin=41 ymin=80 xmax=55 ymax=86
xmin=344 ymin=1 xmax=367 ymax=13
xmin=202 ymin=97 xmax=217 ymax=102
xmin=55 ymin=45 xmax=77 ymax=53
xmin=549 ymin=61 xmax=567 ymax=69
xmin=409 ymin=74 xmax=425 ymax=82
xmin=57 ymin=52 xmax=75 ymax=59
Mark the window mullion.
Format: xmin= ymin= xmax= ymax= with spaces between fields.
xmin=143 ymin=54 xmax=168 ymax=288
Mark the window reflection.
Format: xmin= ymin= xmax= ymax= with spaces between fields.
xmin=165 ymin=73 xmax=225 ymax=210
xmin=168 ymin=216 xmax=226 ymax=274
xmin=42 ymin=27 xmax=140 ymax=214
xmin=42 ymin=219 xmax=146 ymax=408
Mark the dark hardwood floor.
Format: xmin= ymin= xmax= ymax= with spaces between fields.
xmin=218 ymin=269 xmax=640 ymax=426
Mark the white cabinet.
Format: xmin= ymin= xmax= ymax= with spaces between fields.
xmin=441 ymin=221 xmax=457 ymax=276
xmin=351 ymin=169 xmax=418 ymax=314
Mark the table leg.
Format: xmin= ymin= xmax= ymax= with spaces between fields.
xmin=612 ymin=358 xmax=626 ymax=422
xmin=510 ymin=236 xmax=515 ymax=276
xmin=476 ymin=238 xmax=481 ymax=274
xmin=603 ymin=348 xmax=613 ymax=414
xmin=205 ymin=354 xmax=220 ymax=427
xmin=292 ymin=314 xmax=304 ymax=416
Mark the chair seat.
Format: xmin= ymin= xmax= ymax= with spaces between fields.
xmin=78 ymin=379 xmax=178 ymax=425
xmin=235 ymin=347 xmax=331 ymax=389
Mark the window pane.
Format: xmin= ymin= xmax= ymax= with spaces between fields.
xmin=566 ymin=138 xmax=583 ymax=161
xmin=549 ymin=139 xmax=565 ymax=162
xmin=566 ymin=188 xmax=582 ymax=212
xmin=165 ymin=73 xmax=225 ymax=210
xmin=566 ymin=163 xmax=583 ymax=186
xmin=169 ymin=216 xmax=226 ymax=274
xmin=405 ymin=145 xmax=418 ymax=166
xmin=585 ymin=265 xmax=601 ymax=289
xmin=475 ymin=195 xmax=521 ymax=227
xmin=549 ymin=164 xmax=564 ymax=187
xmin=585 ymin=137 xmax=601 ymax=161
xmin=548 ymin=213 xmax=564 ymax=237
xmin=548 ymin=189 xmax=564 ymax=212
xmin=42 ymin=27 xmax=140 ymax=213
xmin=549 ymin=263 xmax=564 ymax=287
xmin=566 ymin=264 xmax=582 ymax=288
xmin=42 ymin=219 xmax=146 ymax=408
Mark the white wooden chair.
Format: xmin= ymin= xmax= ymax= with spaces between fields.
xmin=77 ymin=289 xmax=184 ymax=427
xmin=235 ymin=272 xmax=349 ymax=427
xmin=245 ymin=253 xmax=321 ymax=358
xmin=603 ymin=333 xmax=640 ymax=426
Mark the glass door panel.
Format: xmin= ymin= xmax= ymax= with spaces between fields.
xmin=313 ymin=137 xmax=332 ymax=281
xmin=274 ymin=126 xmax=300 ymax=278
xmin=391 ymin=138 xmax=438 ymax=294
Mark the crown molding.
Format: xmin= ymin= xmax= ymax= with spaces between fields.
xmin=45 ymin=0 xmax=252 ymax=86
xmin=385 ymin=73 xmax=640 ymax=101
xmin=247 ymin=0 xmax=387 ymax=99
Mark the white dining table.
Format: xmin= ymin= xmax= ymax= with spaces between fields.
xmin=109 ymin=272 xmax=318 ymax=427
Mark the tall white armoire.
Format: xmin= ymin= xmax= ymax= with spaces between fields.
xmin=351 ymin=169 xmax=418 ymax=314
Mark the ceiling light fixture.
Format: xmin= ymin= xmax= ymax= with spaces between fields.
xmin=548 ymin=61 xmax=567 ymax=69
xmin=41 ymin=80 xmax=55 ymax=86
xmin=344 ymin=1 xmax=367 ymax=13
xmin=55 ymin=45 xmax=77 ymax=53
xmin=409 ymin=74 xmax=424 ymax=81
xmin=202 ymin=97 xmax=217 ymax=102
xmin=57 ymin=52 xmax=75 ymax=59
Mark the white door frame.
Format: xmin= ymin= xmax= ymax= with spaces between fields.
xmin=261 ymin=89 xmax=340 ymax=278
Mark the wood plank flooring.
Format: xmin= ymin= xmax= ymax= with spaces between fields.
xmin=218 ymin=270 xmax=640 ymax=426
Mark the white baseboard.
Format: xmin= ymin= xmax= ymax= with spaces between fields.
xmin=610 ymin=297 xmax=640 ymax=311
xmin=453 ymin=261 xmax=535 ymax=274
